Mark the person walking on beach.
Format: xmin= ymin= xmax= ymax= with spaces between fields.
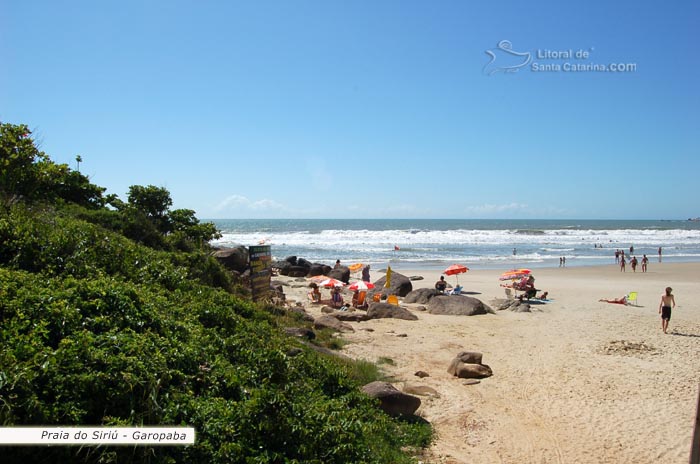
xmin=619 ymin=255 xmax=626 ymax=272
xmin=362 ymin=265 xmax=370 ymax=283
xmin=630 ymin=256 xmax=638 ymax=272
xmin=615 ymin=250 xmax=620 ymax=264
xmin=641 ymin=254 xmax=648 ymax=272
xmin=659 ymin=287 xmax=676 ymax=334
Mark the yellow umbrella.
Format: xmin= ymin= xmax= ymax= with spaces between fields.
xmin=384 ymin=266 xmax=392 ymax=288
xmin=348 ymin=263 xmax=364 ymax=273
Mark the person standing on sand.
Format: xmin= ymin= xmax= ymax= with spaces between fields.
xmin=659 ymin=287 xmax=676 ymax=334
xmin=658 ymin=247 xmax=662 ymax=262
xmin=619 ymin=255 xmax=626 ymax=272
xmin=362 ymin=265 xmax=370 ymax=282
xmin=641 ymin=254 xmax=648 ymax=272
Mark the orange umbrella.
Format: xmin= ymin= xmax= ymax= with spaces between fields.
xmin=499 ymin=269 xmax=531 ymax=281
xmin=444 ymin=264 xmax=469 ymax=285
xmin=348 ymin=263 xmax=364 ymax=273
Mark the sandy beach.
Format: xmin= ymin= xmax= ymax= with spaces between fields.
xmin=278 ymin=262 xmax=700 ymax=464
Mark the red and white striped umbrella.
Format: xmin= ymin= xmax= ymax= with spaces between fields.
xmin=348 ymin=281 xmax=375 ymax=291
xmin=319 ymin=278 xmax=345 ymax=288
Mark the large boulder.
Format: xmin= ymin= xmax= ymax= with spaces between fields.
xmin=449 ymin=363 xmax=493 ymax=379
xmin=331 ymin=311 xmax=369 ymax=322
xmin=361 ymin=381 xmax=421 ymax=417
xmin=447 ymin=351 xmax=493 ymax=379
xmin=212 ymin=246 xmax=249 ymax=273
xmin=373 ymin=271 xmax=413 ymax=297
xmin=427 ymin=295 xmax=492 ymax=316
xmin=280 ymin=266 xmax=309 ymax=277
xmin=283 ymin=327 xmax=316 ymax=340
xmin=404 ymin=288 xmax=439 ymax=304
xmin=328 ymin=266 xmax=351 ymax=283
xmin=495 ymin=299 xmax=532 ymax=312
xmin=308 ymin=263 xmax=331 ymax=277
xmin=366 ymin=303 xmax=418 ymax=321
xmin=297 ymin=257 xmax=313 ymax=268
xmin=313 ymin=315 xmax=354 ymax=333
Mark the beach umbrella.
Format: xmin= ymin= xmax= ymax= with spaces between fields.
xmin=444 ymin=264 xmax=469 ymax=285
xmin=319 ymin=278 xmax=345 ymax=288
xmin=348 ymin=281 xmax=375 ymax=291
xmin=308 ymin=275 xmax=333 ymax=284
xmin=348 ymin=263 xmax=364 ymax=273
xmin=384 ymin=266 xmax=393 ymax=289
xmin=499 ymin=269 xmax=531 ymax=281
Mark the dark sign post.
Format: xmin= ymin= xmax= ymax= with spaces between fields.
xmin=249 ymin=245 xmax=272 ymax=302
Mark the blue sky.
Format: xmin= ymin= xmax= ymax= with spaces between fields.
xmin=2 ymin=0 xmax=698 ymax=220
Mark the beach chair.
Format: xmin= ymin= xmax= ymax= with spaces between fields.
xmin=447 ymin=285 xmax=462 ymax=295
xmin=353 ymin=291 xmax=368 ymax=309
xmin=626 ymin=291 xmax=638 ymax=306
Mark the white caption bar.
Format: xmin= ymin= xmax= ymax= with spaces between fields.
xmin=0 ymin=427 xmax=195 ymax=445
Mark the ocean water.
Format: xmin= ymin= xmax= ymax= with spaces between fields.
xmin=210 ymin=219 xmax=700 ymax=271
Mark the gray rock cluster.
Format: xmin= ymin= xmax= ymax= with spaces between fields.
xmin=447 ymin=351 xmax=493 ymax=379
xmin=361 ymin=381 xmax=421 ymax=417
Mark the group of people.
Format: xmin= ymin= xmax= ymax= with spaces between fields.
xmin=434 ymin=276 xmax=463 ymax=295
xmin=513 ymin=274 xmax=538 ymax=299
xmin=615 ymin=247 xmax=662 ymax=271
xmin=335 ymin=260 xmax=371 ymax=283
xmin=600 ymin=287 xmax=676 ymax=334
xmin=308 ymin=283 xmax=368 ymax=310
xmin=615 ymin=249 xmax=651 ymax=273
xmin=307 ymin=260 xmax=372 ymax=310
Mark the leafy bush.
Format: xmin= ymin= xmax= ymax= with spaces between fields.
xmin=0 ymin=267 xmax=431 ymax=463
xmin=0 ymin=124 xmax=432 ymax=462
xmin=0 ymin=214 xmax=432 ymax=463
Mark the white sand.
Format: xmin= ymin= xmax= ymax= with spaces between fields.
xmin=278 ymin=262 xmax=700 ymax=464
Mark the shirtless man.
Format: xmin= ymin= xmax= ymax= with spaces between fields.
xmin=658 ymin=287 xmax=676 ymax=334
xmin=435 ymin=276 xmax=447 ymax=293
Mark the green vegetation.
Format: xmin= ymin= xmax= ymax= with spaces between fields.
xmin=0 ymin=122 xmax=432 ymax=462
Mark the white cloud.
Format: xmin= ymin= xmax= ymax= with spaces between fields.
xmin=214 ymin=195 xmax=286 ymax=212
xmin=465 ymin=203 xmax=529 ymax=214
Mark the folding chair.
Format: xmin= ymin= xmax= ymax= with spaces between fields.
xmin=626 ymin=291 xmax=638 ymax=306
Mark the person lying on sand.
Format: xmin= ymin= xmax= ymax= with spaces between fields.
xmin=599 ymin=296 xmax=627 ymax=305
